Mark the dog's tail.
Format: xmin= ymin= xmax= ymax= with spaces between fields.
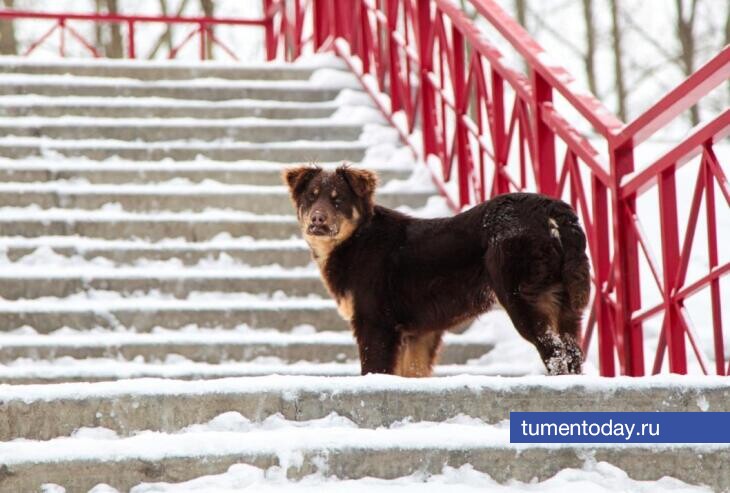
xmin=551 ymin=203 xmax=591 ymax=311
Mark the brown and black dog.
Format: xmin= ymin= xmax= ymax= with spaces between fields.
xmin=284 ymin=164 xmax=590 ymax=377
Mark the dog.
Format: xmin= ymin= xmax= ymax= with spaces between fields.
xmin=283 ymin=164 xmax=590 ymax=376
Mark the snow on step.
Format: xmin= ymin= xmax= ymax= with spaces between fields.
xmin=0 ymin=116 xmax=364 ymax=142
xmin=3 ymin=375 xmax=727 ymax=439
xmin=0 ymin=330 xmax=491 ymax=366
xmin=0 ymin=182 xmax=432 ymax=213
xmin=1 ymin=376 xmax=728 ymax=491
xmin=0 ymin=236 xmax=313 ymax=267
xmin=0 ymin=136 xmax=369 ymax=162
xmin=0 ymin=73 xmax=347 ymax=101
xmin=0 ymin=157 xmax=412 ymax=185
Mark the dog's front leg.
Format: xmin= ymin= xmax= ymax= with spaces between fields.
xmin=353 ymin=319 xmax=400 ymax=375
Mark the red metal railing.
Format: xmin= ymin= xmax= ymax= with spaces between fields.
xmin=309 ymin=0 xmax=729 ymax=377
xmin=0 ymin=1 xmax=727 ymax=376
xmin=0 ymin=1 xmax=305 ymax=61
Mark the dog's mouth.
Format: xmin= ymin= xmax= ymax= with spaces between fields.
xmin=306 ymin=224 xmax=337 ymax=237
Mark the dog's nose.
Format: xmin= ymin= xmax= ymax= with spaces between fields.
xmin=310 ymin=210 xmax=328 ymax=226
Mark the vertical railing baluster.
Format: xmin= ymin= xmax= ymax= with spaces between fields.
xmin=452 ymin=24 xmax=470 ymax=206
xmin=416 ymin=0 xmax=437 ymax=159
xmin=657 ymin=166 xmax=688 ymax=374
xmin=610 ymin=144 xmax=644 ymax=375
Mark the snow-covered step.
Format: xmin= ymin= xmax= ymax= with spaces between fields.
xmin=0 ymin=159 xmax=411 ymax=185
xmin=0 ymin=297 xmax=347 ymax=333
xmin=0 ymin=117 xmax=363 ymax=142
xmin=4 ymin=439 xmax=726 ymax=492
xmin=0 ymin=361 xmax=510 ymax=385
xmin=2 ymin=376 xmax=726 ymax=440
xmin=0 ymin=57 xmax=329 ymax=80
xmin=0 ymin=183 xmax=431 ymax=213
xmin=0 ymin=237 xmax=313 ymax=267
xmin=0 ymin=209 xmax=300 ymax=240
xmin=0 ymin=137 xmax=368 ymax=162
xmin=0 ymin=267 xmax=329 ymax=299
xmin=0 ymin=96 xmax=339 ymax=120
xmin=0 ymin=331 xmax=490 ymax=366
xmin=0 ymin=74 xmax=344 ymax=101
xmin=1 ymin=376 xmax=728 ymax=491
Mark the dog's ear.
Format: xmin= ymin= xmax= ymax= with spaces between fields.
xmin=336 ymin=164 xmax=378 ymax=200
xmin=282 ymin=166 xmax=321 ymax=200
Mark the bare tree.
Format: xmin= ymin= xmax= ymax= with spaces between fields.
xmin=200 ymin=0 xmax=214 ymax=60
xmin=581 ymin=0 xmax=598 ymax=96
xmin=609 ymin=0 xmax=628 ymax=121
xmin=148 ymin=0 xmax=194 ymax=59
xmin=674 ymin=0 xmax=700 ymax=124
xmin=515 ymin=0 xmax=527 ymax=28
xmin=0 ymin=0 xmax=18 ymax=55
xmin=104 ymin=0 xmax=124 ymax=58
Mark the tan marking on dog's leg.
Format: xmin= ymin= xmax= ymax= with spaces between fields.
xmin=536 ymin=284 xmax=563 ymax=333
xmin=394 ymin=332 xmax=442 ymax=377
xmin=336 ymin=291 xmax=355 ymax=321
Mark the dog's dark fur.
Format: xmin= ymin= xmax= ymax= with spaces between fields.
xmin=284 ymin=164 xmax=590 ymax=376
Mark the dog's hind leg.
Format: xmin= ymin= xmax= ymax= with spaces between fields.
xmin=394 ymin=331 xmax=442 ymax=377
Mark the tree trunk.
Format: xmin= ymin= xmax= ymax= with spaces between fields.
xmin=0 ymin=0 xmax=18 ymax=55
xmin=105 ymin=0 xmax=124 ymax=58
xmin=200 ymin=0 xmax=214 ymax=60
xmin=148 ymin=0 xmax=190 ymax=59
xmin=674 ymin=0 xmax=700 ymax=125
xmin=581 ymin=0 xmax=598 ymax=97
xmin=515 ymin=0 xmax=527 ymax=28
xmin=609 ymin=0 xmax=627 ymax=121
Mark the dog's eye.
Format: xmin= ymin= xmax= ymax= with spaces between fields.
xmin=333 ymin=199 xmax=341 ymax=209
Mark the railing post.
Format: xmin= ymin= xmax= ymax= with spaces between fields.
xmin=610 ymin=143 xmax=645 ymax=375
xmin=312 ymin=0 xmax=328 ymax=50
xmin=657 ymin=165 xmax=688 ymax=373
xmin=416 ymin=0 xmax=437 ymax=159
xmin=59 ymin=18 xmax=66 ymax=57
xmin=531 ymin=72 xmax=556 ymax=197
xmin=385 ymin=0 xmax=402 ymax=114
xmin=127 ymin=20 xmax=136 ymax=58
xmin=592 ymin=176 xmax=616 ymax=376
xmin=198 ymin=22 xmax=206 ymax=60
xmin=451 ymin=24 xmax=471 ymax=207
xmin=263 ymin=0 xmax=276 ymax=60
xmin=491 ymin=68 xmax=509 ymax=195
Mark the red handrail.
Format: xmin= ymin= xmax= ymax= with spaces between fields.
xmin=0 ymin=2 xmax=309 ymax=61
xmin=306 ymin=0 xmax=728 ymax=377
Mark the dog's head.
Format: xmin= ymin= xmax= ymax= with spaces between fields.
xmin=283 ymin=164 xmax=378 ymax=249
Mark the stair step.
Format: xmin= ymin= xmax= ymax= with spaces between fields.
xmin=0 ymin=138 xmax=368 ymax=162
xmin=1 ymin=377 xmax=727 ymax=491
xmin=1 ymin=376 xmax=724 ymax=439
xmin=0 ymin=74 xmax=344 ymax=101
xmin=0 ymin=159 xmax=410 ymax=185
xmin=0 ymin=184 xmax=431 ymax=213
xmin=0 ymin=209 xmax=300 ymax=240
xmin=3 ymin=441 xmax=725 ymax=492
xmin=0 ymin=331 xmax=490 ymax=366
xmin=0 ymin=268 xmax=329 ymax=299
xmin=0 ymin=297 xmax=347 ymax=333
xmin=0 ymin=96 xmax=339 ymax=119
xmin=0 ymin=237 xmax=312 ymax=267
xmin=0 ymin=57 xmax=335 ymax=80
xmin=0 ymin=361 xmax=509 ymax=385
xmin=0 ymin=118 xmax=363 ymax=142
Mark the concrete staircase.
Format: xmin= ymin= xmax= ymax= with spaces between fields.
xmin=0 ymin=58 xmax=726 ymax=492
